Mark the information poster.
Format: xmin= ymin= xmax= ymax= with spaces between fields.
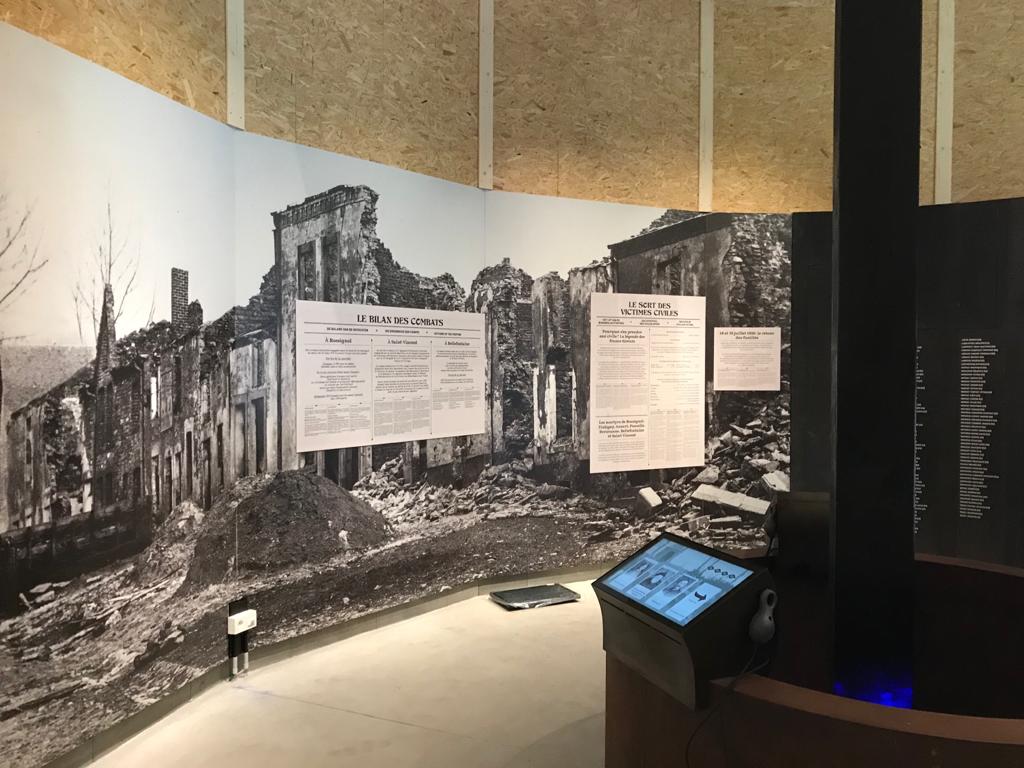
xmin=713 ymin=327 xmax=781 ymax=391
xmin=296 ymin=300 xmax=486 ymax=452
xmin=589 ymin=293 xmax=706 ymax=473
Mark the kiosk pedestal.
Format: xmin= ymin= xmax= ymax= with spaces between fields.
xmin=593 ymin=534 xmax=775 ymax=711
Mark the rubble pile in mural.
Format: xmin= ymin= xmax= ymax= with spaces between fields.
xmin=351 ymin=386 xmax=789 ymax=555
xmin=678 ymin=396 xmax=790 ymax=551
xmin=184 ymin=470 xmax=387 ymax=588
xmin=135 ymin=475 xmax=264 ymax=586
xmin=353 ymin=455 xmax=598 ymax=529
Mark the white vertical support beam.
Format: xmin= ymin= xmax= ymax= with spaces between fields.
xmin=226 ymin=0 xmax=245 ymax=129
xmin=934 ymin=0 xmax=955 ymax=203
xmin=698 ymin=0 xmax=715 ymax=211
xmin=478 ymin=0 xmax=495 ymax=189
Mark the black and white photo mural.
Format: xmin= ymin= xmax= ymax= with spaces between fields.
xmin=0 ymin=23 xmax=791 ymax=766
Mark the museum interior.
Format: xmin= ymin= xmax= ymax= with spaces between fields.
xmin=1 ymin=1 xmax=1024 ymax=767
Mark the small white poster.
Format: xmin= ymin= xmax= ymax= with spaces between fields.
xmin=296 ymin=300 xmax=486 ymax=452
xmin=713 ymin=327 xmax=781 ymax=391
xmin=589 ymin=293 xmax=706 ymax=474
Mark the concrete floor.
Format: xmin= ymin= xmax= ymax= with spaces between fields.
xmin=92 ymin=581 xmax=605 ymax=768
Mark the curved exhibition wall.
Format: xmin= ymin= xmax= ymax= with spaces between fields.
xmin=0 ymin=25 xmax=792 ymax=766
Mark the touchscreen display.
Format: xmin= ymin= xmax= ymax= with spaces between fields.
xmin=598 ymin=537 xmax=753 ymax=627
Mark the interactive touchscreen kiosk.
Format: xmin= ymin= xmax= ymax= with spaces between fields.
xmin=594 ymin=533 xmax=774 ymax=709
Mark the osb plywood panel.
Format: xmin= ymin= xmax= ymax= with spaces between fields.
xmin=713 ymin=0 xmax=834 ymax=212
xmin=952 ymin=0 xmax=1024 ymax=202
xmin=493 ymin=0 xmax=700 ymax=210
xmin=0 ymin=0 xmax=226 ymax=121
xmin=246 ymin=0 xmax=479 ymax=186
xmin=714 ymin=0 xmax=938 ymax=212
xmin=920 ymin=0 xmax=938 ymax=206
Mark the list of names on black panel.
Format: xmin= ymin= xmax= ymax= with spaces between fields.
xmin=913 ymin=346 xmax=927 ymax=534
xmin=958 ymin=337 xmax=1000 ymax=522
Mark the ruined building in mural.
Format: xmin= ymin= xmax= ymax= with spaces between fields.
xmin=1 ymin=185 xmax=788 ymax=605
xmin=273 ymin=185 xmax=483 ymax=489
xmin=1 ymin=266 xmax=278 ymax=602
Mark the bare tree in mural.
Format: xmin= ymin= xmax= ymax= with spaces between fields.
xmin=0 ymin=193 xmax=47 ymax=323
xmin=72 ymin=201 xmax=142 ymax=343
xmin=0 ymin=192 xmax=49 ymax=403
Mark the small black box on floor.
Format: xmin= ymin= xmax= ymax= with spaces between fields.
xmin=489 ymin=584 xmax=581 ymax=610
xmin=594 ymin=532 xmax=775 ymax=709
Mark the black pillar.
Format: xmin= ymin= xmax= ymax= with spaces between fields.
xmin=831 ymin=0 xmax=921 ymax=704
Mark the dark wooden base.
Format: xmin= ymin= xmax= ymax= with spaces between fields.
xmin=606 ymin=656 xmax=1024 ymax=768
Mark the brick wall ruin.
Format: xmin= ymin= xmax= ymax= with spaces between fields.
xmin=274 ymin=185 xmax=377 ymax=477
xmin=467 ymin=258 xmax=535 ymax=458
xmin=170 ymin=268 xmax=189 ymax=332
xmin=531 ymin=272 xmax=573 ymax=469
xmin=568 ymin=261 xmax=611 ymax=461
